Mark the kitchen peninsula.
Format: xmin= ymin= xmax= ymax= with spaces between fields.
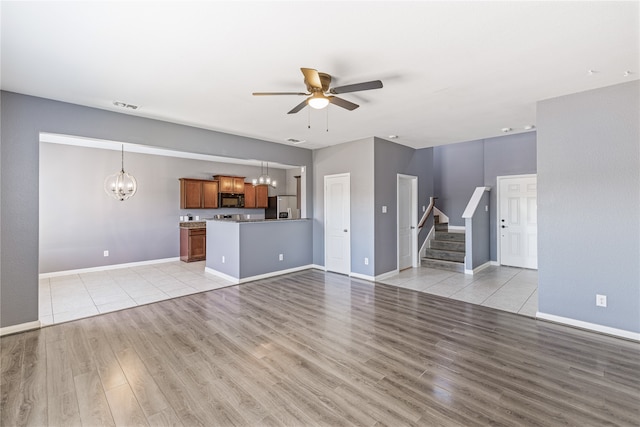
xmin=205 ymin=217 xmax=312 ymax=283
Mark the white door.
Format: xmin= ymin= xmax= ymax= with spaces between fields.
xmin=499 ymin=175 xmax=538 ymax=269
xmin=398 ymin=175 xmax=417 ymax=270
xmin=325 ymin=174 xmax=350 ymax=275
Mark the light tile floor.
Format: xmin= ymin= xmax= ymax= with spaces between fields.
xmin=377 ymin=265 xmax=538 ymax=317
xmin=39 ymin=261 xmax=234 ymax=326
xmin=40 ymin=261 xmax=538 ymax=326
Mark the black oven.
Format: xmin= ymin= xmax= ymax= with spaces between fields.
xmin=219 ymin=193 xmax=244 ymax=208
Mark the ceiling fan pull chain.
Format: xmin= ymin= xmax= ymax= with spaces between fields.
xmin=308 ymin=106 xmax=311 ymax=129
xmin=326 ymin=106 xmax=329 ymax=132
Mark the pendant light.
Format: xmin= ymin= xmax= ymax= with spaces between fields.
xmin=252 ymin=162 xmax=276 ymax=188
xmin=104 ymin=145 xmax=137 ymax=201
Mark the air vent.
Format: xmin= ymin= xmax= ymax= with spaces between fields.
xmin=113 ymin=101 xmax=140 ymax=110
xmin=286 ymin=138 xmax=306 ymax=145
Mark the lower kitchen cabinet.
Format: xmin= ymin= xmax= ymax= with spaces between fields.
xmin=180 ymin=227 xmax=206 ymax=262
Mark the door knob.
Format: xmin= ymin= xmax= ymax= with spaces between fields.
xmin=501 ymin=225 xmax=508 ymax=228
xmin=343 ymin=229 xmax=348 ymax=232
xmin=410 ymin=226 xmax=415 ymax=229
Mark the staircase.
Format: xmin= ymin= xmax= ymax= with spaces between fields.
xmin=422 ymin=218 xmax=465 ymax=272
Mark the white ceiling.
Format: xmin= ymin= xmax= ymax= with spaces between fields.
xmin=2 ymin=1 xmax=638 ymax=151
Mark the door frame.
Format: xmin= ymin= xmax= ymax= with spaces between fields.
xmin=324 ymin=173 xmax=351 ymax=275
xmin=496 ymin=173 xmax=537 ymax=267
xmin=397 ymin=174 xmax=419 ymax=270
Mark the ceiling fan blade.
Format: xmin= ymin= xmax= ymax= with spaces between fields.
xmin=252 ymin=92 xmax=308 ymax=96
xmin=301 ymin=68 xmax=323 ymax=90
xmin=287 ymin=99 xmax=309 ymax=114
xmin=328 ymin=96 xmax=359 ymax=111
xmin=330 ymin=80 xmax=383 ymax=94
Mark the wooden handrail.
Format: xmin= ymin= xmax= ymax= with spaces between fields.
xmin=418 ymin=196 xmax=437 ymax=229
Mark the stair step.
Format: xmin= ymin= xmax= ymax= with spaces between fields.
xmin=421 ymin=258 xmax=465 ymax=273
xmin=430 ymin=240 xmax=465 ymax=252
xmin=434 ymin=231 xmax=465 ymax=242
xmin=424 ymin=248 xmax=465 ymax=263
xmin=435 ymin=222 xmax=449 ymax=231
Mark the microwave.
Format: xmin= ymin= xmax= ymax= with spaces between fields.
xmin=219 ymin=193 xmax=244 ymax=208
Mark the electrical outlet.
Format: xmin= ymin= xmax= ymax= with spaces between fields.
xmin=103 ymin=250 xmax=109 ymax=257
xmin=364 ymin=257 xmax=369 ymax=265
xmin=596 ymin=294 xmax=607 ymax=307
xmin=222 ymin=255 xmax=225 ymax=263
xmin=279 ymin=254 xmax=284 ymax=261
xmin=485 ymin=205 xmax=488 ymax=212
xmin=382 ymin=205 xmax=387 ymax=213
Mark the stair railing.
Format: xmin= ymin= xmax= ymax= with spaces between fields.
xmin=418 ymin=196 xmax=437 ymax=229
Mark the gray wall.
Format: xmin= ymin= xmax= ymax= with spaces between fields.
xmin=465 ymin=191 xmax=491 ymax=271
xmin=39 ymin=142 xmax=281 ymax=273
xmin=1 ymin=91 xmax=313 ymax=329
xmin=373 ymin=138 xmax=434 ymax=275
xmin=433 ymin=132 xmax=536 ymax=260
xmin=434 ymin=140 xmax=484 ymax=226
xmin=537 ymin=81 xmax=640 ymax=333
xmin=312 ymin=138 xmax=375 ymax=276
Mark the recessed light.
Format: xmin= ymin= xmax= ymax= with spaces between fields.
xmin=524 ymin=125 xmax=535 ymax=130
xmin=623 ymin=70 xmax=633 ymax=77
xmin=388 ymin=135 xmax=398 ymax=139
xmin=501 ymin=127 xmax=512 ymax=133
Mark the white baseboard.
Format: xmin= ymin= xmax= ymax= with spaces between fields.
xmin=536 ymin=312 xmax=640 ymax=342
xmin=40 ymin=257 xmax=180 ymax=279
xmin=310 ymin=264 xmax=326 ymax=271
xmin=464 ymin=261 xmax=492 ymax=275
xmin=0 ymin=320 xmax=41 ymax=337
xmin=205 ymin=264 xmax=314 ymax=284
xmin=350 ymin=269 xmax=399 ymax=283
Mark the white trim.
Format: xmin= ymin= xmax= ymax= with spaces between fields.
xmin=462 ymin=186 xmax=491 ymax=218
xmin=536 ymin=312 xmax=640 ymax=342
xmin=324 ymin=173 xmax=351 ymax=276
xmin=39 ymin=257 xmax=180 ymax=279
xmin=205 ymin=264 xmax=314 ymax=284
xmin=496 ymin=173 xmax=537 ymax=266
xmin=420 ymin=225 xmax=435 ymax=258
xmin=464 ymin=261 xmax=492 ymax=275
xmin=310 ymin=264 xmax=326 ymax=271
xmin=447 ymin=225 xmax=465 ymax=232
xmin=40 ymin=132 xmax=298 ymax=169
xmin=350 ymin=269 xmax=398 ymax=283
xmin=433 ymin=207 xmax=449 ymax=224
xmin=397 ymin=174 xmax=419 ymax=270
xmin=0 ymin=320 xmax=41 ymax=336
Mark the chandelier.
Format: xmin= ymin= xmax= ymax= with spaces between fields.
xmin=252 ymin=162 xmax=277 ymax=188
xmin=104 ymin=145 xmax=137 ymax=201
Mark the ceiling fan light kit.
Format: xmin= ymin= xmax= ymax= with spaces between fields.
xmin=253 ymin=67 xmax=383 ymax=115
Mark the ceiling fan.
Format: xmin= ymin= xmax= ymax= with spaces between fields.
xmin=253 ymin=68 xmax=383 ymax=114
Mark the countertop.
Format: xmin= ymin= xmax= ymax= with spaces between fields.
xmin=207 ymin=218 xmax=310 ymax=224
xmin=179 ymin=221 xmax=206 ymax=229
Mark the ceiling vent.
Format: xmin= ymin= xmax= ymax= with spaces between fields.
xmin=113 ymin=101 xmax=140 ymax=110
xmin=286 ymin=138 xmax=306 ymax=145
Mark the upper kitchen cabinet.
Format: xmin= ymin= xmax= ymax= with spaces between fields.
xmin=255 ymin=184 xmax=269 ymax=208
xmin=244 ymin=183 xmax=256 ymax=208
xmin=244 ymin=183 xmax=268 ymax=209
xmin=179 ymin=178 xmax=219 ymax=209
xmin=215 ymin=175 xmax=245 ymax=194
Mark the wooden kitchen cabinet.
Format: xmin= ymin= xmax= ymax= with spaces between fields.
xmin=255 ymin=184 xmax=269 ymax=208
xmin=215 ymin=175 xmax=245 ymax=194
xmin=244 ymin=183 xmax=256 ymax=208
xmin=179 ymin=178 xmax=218 ymax=209
xmin=243 ymin=183 xmax=268 ymax=209
xmin=180 ymin=227 xmax=206 ymax=262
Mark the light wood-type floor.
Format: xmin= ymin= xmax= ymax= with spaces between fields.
xmin=3 ymin=269 xmax=639 ymax=426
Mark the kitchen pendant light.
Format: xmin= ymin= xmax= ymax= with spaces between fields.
xmin=104 ymin=145 xmax=137 ymax=201
xmin=253 ymin=162 xmax=276 ymax=188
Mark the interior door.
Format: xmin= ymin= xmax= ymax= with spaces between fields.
xmin=499 ymin=175 xmax=538 ymax=269
xmin=398 ymin=175 xmax=416 ymax=270
xmin=325 ymin=174 xmax=350 ymax=275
